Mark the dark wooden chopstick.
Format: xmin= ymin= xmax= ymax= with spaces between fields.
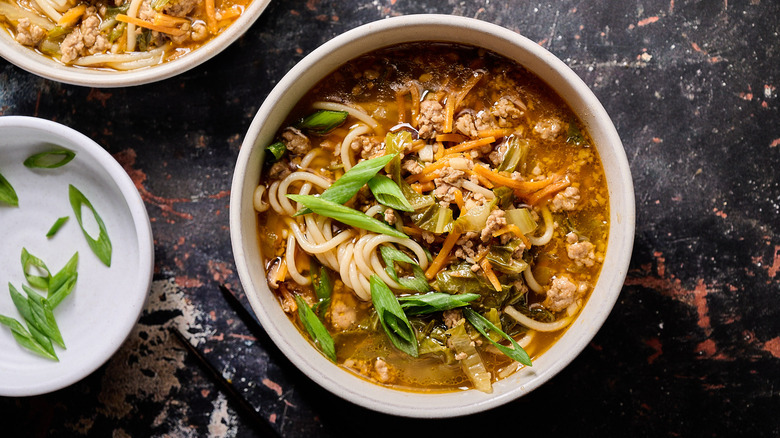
xmin=167 ymin=326 xmax=280 ymax=438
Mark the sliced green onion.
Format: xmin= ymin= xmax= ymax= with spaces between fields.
xmin=370 ymin=275 xmax=418 ymax=357
xmin=21 ymin=248 xmax=51 ymax=290
xmin=0 ymin=314 xmax=58 ymax=360
xmin=398 ymin=292 xmax=480 ymax=315
xmin=310 ymin=259 xmax=332 ymax=316
xmin=48 ymin=252 xmax=78 ymax=308
xmin=368 ymin=174 xmax=414 ymax=212
xmin=21 ymin=284 xmax=64 ymax=349
xmin=566 ymin=119 xmax=586 ymax=146
xmin=297 ymin=110 xmax=349 ymax=135
xmin=264 ymin=141 xmax=286 ymax=164
xmin=287 ymin=194 xmax=407 ymax=238
xmin=463 ymin=307 xmax=532 ymax=366
xmin=294 ymin=295 xmax=336 ymax=362
xmin=295 ymin=153 xmax=397 ymax=216
xmin=23 ymin=148 xmax=75 ymax=169
xmin=386 ymin=132 xmax=436 ymax=211
xmin=0 ymin=171 xmax=19 ymax=207
xmin=379 ymin=245 xmax=429 ymax=293
xmin=69 ymin=184 xmax=112 ymax=267
xmin=46 ymin=216 xmax=69 ymax=238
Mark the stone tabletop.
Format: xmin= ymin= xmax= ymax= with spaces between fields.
xmin=1 ymin=0 xmax=778 ymax=437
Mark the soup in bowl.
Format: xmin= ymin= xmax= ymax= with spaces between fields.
xmin=230 ymin=15 xmax=634 ymax=418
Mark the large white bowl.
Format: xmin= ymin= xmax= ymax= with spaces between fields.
xmin=0 ymin=0 xmax=271 ymax=87
xmin=0 ymin=116 xmax=154 ymax=396
xmin=230 ymin=15 xmax=635 ymax=418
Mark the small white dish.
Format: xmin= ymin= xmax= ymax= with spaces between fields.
xmin=231 ymin=15 xmax=635 ymax=418
xmin=0 ymin=0 xmax=271 ymax=87
xmin=0 ymin=116 xmax=153 ymax=396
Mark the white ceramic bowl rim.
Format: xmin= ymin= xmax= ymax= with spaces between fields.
xmin=0 ymin=0 xmax=271 ymax=87
xmin=0 ymin=115 xmax=154 ymax=396
xmin=230 ymin=14 xmax=635 ymax=418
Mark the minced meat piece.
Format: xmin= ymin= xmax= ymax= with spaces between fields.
xmin=490 ymin=97 xmax=524 ymax=127
xmin=163 ymin=0 xmax=199 ymax=17
xmin=351 ymin=135 xmax=384 ymax=159
xmin=455 ymin=113 xmax=479 ymax=138
xmin=402 ymin=159 xmax=424 ymax=175
xmin=417 ymin=100 xmax=446 ymax=139
xmin=60 ymin=8 xmax=111 ymax=64
xmin=566 ymin=232 xmax=596 ymax=267
xmin=443 ymin=309 xmax=463 ymax=329
xmin=267 ymin=160 xmax=291 ymax=180
xmin=329 ymin=291 xmax=358 ymax=330
xmin=480 ymin=209 xmax=506 ymax=242
xmin=14 ymin=18 xmax=46 ymax=46
xmin=281 ymin=127 xmax=311 ymax=155
xmin=384 ymin=208 xmax=396 ymax=225
xmin=550 ymin=186 xmax=581 ymax=212
xmin=435 ymin=166 xmax=465 ymax=185
xmin=544 ymin=276 xmax=580 ymax=312
xmin=533 ymin=117 xmax=563 ymax=140
xmin=374 ymin=359 xmax=393 ymax=383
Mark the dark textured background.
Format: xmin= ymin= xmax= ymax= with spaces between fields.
xmin=1 ymin=0 xmax=779 ymax=436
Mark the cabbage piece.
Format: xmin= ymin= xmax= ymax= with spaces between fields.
xmin=497 ymin=136 xmax=530 ymax=173
xmin=409 ymin=203 xmax=453 ymax=234
xmin=435 ymin=263 xmax=516 ymax=310
xmin=453 ymin=199 xmax=495 ymax=233
xmin=446 ymin=321 xmax=492 ymax=393
xmin=486 ymin=241 xmax=528 ymax=275
xmin=506 ymin=208 xmax=537 ymax=235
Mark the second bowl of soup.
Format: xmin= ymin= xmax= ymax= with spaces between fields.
xmin=231 ymin=15 xmax=635 ymax=418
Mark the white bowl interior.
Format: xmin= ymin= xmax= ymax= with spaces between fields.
xmin=230 ymin=15 xmax=635 ymax=418
xmin=0 ymin=0 xmax=271 ymax=87
xmin=0 ymin=116 xmax=154 ymax=396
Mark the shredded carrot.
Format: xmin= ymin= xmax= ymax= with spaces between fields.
xmin=453 ymin=189 xmax=464 ymax=209
xmin=217 ymin=5 xmax=242 ymax=20
xmin=205 ymin=0 xmax=217 ymax=32
xmin=425 ymin=230 xmax=462 ymax=280
xmin=116 ymin=14 xmax=186 ymax=36
xmin=419 ymin=181 xmax=435 ymax=192
xmin=402 ymin=226 xmax=423 ymax=236
xmin=479 ymin=258 xmax=502 ymax=291
xmin=526 ymin=176 xmax=571 ymax=205
xmin=434 ymin=142 xmax=445 ymax=161
xmin=410 ymin=183 xmax=424 ymax=194
xmin=478 ymin=128 xmax=515 ymax=139
xmin=443 ymin=136 xmax=495 ymax=155
xmin=409 ymin=84 xmax=420 ymax=128
xmin=410 ymin=140 xmax=428 ymax=152
xmin=435 ymin=133 xmax=466 ymax=143
xmin=473 ymin=165 xmax=561 ymax=193
xmin=275 ymin=258 xmax=288 ymax=284
xmin=396 ymin=91 xmax=406 ymax=124
xmin=153 ymin=12 xmax=189 ymax=27
xmin=413 ymin=171 xmax=442 ymax=184
xmin=493 ymin=224 xmax=532 ymax=248
xmin=57 ymin=4 xmax=86 ymax=27
xmin=443 ymin=93 xmax=456 ymax=133
xmin=454 ymin=72 xmax=484 ymax=108
xmin=474 ymin=246 xmax=490 ymax=263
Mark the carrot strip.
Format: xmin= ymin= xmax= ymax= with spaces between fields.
xmin=410 ymin=183 xmax=424 ymax=194
xmin=116 ymin=14 xmax=186 ymax=36
xmin=453 ymin=189 xmax=465 ymax=209
xmin=409 ymin=84 xmax=420 ymax=128
xmin=492 ymin=224 xmax=532 ymax=248
xmin=419 ymin=181 xmax=435 ymax=192
xmin=153 ymin=12 xmax=189 ymax=27
xmin=217 ymin=5 xmax=242 ymax=20
xmin=57 ymin=4 xmax=86 ymax=27
xmin=526 ymin=176 xmax=571 ymax=205
xmin=454 ymin=72 xmax=484 ymax=108
xmin=435 ymin=133 xmax=467 ymax=143
xmin=479 ymin=258 xmax=502 ymax=291
xmin=275 ymin=258 xmax=288 ymax=284
xmin=402 ymin=226 xmax=423 ymax=236
xmin=205 ymin=0 xmax=217 ymax=32
xmin=396 ymin=91 xmax=406 ymax=124
xmin=473 ymin=165 xmax=560 ymax=193
xmin=444 ymin=93 xmax=456 ymax=133
xmin=443 ymin=136 xmax=495 ymax=155
xmin=477 ymin=128 xmax=515 ymax=139
xmin=425 ymin=230 xmax=462 ymax=280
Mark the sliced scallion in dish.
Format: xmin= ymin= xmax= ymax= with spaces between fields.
xmin=23 ymin=148 xmax=76 ymax=169
xmin=21 ymin=247 xmax=51 ymax=290
xmin=69 ymin=184 xmax=112 ymax=267
xmin=397 ymin=292 xmax=480 ymax=315
xmin=463 ymin=307 xmax=532 ymax=366
xmin=297 ymin=110 xmax=349 ymax=135
xmin=294 ymin=295 xmax=336 ymax=362
xmin=46 ymin=216 xmax=70 ymax=238
xmin=0 ymin=171 xmax=19 ymax=207
xmin=287 ymin=194 xmax=407 ymax=238
xmin=370 ymin=275 xmax=418 ymax=358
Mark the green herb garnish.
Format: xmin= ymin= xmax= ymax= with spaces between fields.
xmin=379 ymin=245 xmax=428 ymax=292
xmin=294 ymin=153 xmax=397 ymax=216
xmin=398 ymin=292 xmax=480 ymax=315
xmin=23 ymin=148 xmax=75 ymax=169
xmin=287 ymin=194 xmax=407 ymax=238
xmin=297 ymin=110 xmax=349 ymax=135
xmin=294 ymin=295 xmax=336 ymax=362
xmin=0 ymin=171 xmax=19 ymax=207
xmin=48 ymin=252 xmax=78 ymax=308
xmin=21 ymin=248 xmax=51 ymax=290
xmin=0 ymin=314 xmax=57 ymax=360
xmin=264 ymin=141 xmax=287 ymax=165
xmin=368 ymin=174 xmax=414 ymax=212
xmin=310 ymin=260 xmax=332 ymax=316
xmin=463 ymin=307 xmax=532 ymax=366
xmin=46 ymin=216 xmax=69 ymax=238
xmin=21 ymin=284 xmax=64 ymax=349
xmin=69 ymin=184 xmax=112 ymax=267
xmin=370 ymin=275 xmax=418 ymax=357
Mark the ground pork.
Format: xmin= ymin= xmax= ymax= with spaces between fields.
xmin=163 ymin=0 xmax=199 ymax=17
xmin=544 ymin=276 xmax=580 ymax=312
xmin=281 ymin=127 xmax=311 ymax=155
xmin=454 ymin=113 xmax=479 ymax=138
xmin=14 ymin=18 xmax=45 ymax=46
xmin=443 ymin=309 xmax=463 ymax=329
xmin=480 ymin=209 xmax=506 ymax=242
xmin=433 ymin=166 xmax=466 ymax=204
xmin=566 ymin=232 xmax=596 ymax=267
xmin=351 ymin=135 xmax=384 ymax=159
xmin=267 ymin=160 xmax=291 ymax=180
xmin=384 ymin=208 xmax=396 ymax=225
xmin=402 ymin=158 xmax=424 ymax=175
xmin=417 ymin=100 xmax=446 ymax=139
xmin=490 ymin=97 xmax=524 ymax=127
xmin=374 ymin=359 xmax=392 ymax=383
xmin=534 ymin=117 xmax=564 ymax=140
xmin=550 ymin=186 xmax=581 ymax=212
xmin=329 ymin=291 xmax=358 ymax=330
xmin=60 ymin=8 xmax=111 ymax=63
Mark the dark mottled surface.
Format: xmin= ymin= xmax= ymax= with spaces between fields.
xmin=1 ymin=0 xmax=779 ymax=437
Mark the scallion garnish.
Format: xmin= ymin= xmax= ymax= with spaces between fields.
xmin=46 ymin=216 xmax=69 ymax=238
xmin=264 ymin=141 xmax=287 ymax=165
xmin=287 ymin=194 xmax=407 ymax=238
xmin=294 ymin=295 xmax=337 ymax=362
xmin=463 ymin=307 xmax=532 ymax=366
xmin=21 ymin=284 xmax=65 ymax=349
xmin=294 ymin=153 xmax=397 ymax=216
xmin=0 ymin=171 xmax=19 ymax=207
xmin=370 ymin=275 xmax=418 ymax=357
xmin=69 ymin=184 xmax=112 ymax=267
xmin=310 ymin=260 xmax=332 ymax=316
xmin=0 ymin=314 xmax=57 ymax=360
xmin=368 ymin=174 xmax=414 ymax=212
xmin=23 ymin=148 xmax=76 ymax=169
xmin=48 ymin=252 xmax=78 ymax=308
xmin=379 ymin=245 xmax=429 ymax=292
xmin=297 ymin=110 xmax=349 ymax=135
xmin=397 ymin=292 xmax=480 ymax=315
xmin=21 ymin=248 xmax=51 ymax=290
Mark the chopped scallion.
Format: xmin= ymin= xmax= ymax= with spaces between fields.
xmin=23 ymin=148 xmax=75 ymax=169
xmin=463 ymin=307 xmax=532 ymax=366
xmin=69 ymin=184 xmax=112 ymax=267
xmin=398 ymin=292 xmax=480 ymax=315
xmin=0 ymin=171 xmax=19 ymax=207
xmin=297 ymin=110 xmax=349 ymax=135
xmin=370 ymin=275 xmax=418 ymax=357
xmin=294 ymin=295 xmax=336 ymax=362
xmin=287 ymin=194 xmax=407 ymax=238
xmin=46 ymin=216 xmax=69 ymax=238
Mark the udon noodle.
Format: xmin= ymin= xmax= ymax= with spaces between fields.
xmin=254 ymin=43 xmax=609 ymax=393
